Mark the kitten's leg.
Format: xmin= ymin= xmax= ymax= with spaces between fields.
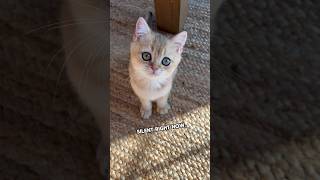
xmin=139 ymin=97 xmax=152 ymax=119
xmin=156 ymin=93 xmax=171 ymax=114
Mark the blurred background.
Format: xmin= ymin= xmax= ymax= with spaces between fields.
xmin=0 ymin=1 xmax=103 ymax=179
xmin=213 ymin=0 xmax=320 ymax=179
xmin=3 ymin=0 xmax=320 ymax=179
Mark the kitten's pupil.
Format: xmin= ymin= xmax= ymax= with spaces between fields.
xmin=162 ymin=57 xmax=171 ymax=66
xmin=142 ymin=52 xmax=151 ymax=61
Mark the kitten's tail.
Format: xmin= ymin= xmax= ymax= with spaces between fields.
xmin=145 ymin=11 xmax=157 ymax=31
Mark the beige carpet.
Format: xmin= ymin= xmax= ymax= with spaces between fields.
xmin=213 ymin=0 xmax=320 ymax=179
xmin=110 ymin=0 xmax=210 ymax=179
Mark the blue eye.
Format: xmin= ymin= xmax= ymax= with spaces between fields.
xmin=162 ymin=57 xmax=171 ymax=66
xmin=142 ymin=52 xmax=151 ymax=61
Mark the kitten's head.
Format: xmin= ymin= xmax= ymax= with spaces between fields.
xmin=130 ymin=17 xmax=187 ymax=79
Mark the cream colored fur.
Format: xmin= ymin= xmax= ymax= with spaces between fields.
xmin=129 ymin=17 xmax=187 ymax=119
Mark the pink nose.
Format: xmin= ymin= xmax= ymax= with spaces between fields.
xmin=149 ymin=64 xmax=158 ymax=71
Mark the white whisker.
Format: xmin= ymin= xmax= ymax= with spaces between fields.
xmin=51 ymin=32 xmax=101 ymax=105
xmin=27 ymin=19 xmax=106 ymax=34
xmin=78 ymin=38 xmax=106 ymax=93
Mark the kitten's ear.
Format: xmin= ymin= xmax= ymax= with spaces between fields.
xmin=133 ymin=17 xmax=150 ymax=41
xmin=171 ymin=31 xmax=187 ymax=54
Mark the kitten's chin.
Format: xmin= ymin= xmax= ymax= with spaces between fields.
xmin=146 ymin=73 xmax=159 ymax=78
xmin=147 ymin=70 xmax=162 ymax=78
xmin=148 ymin=70 xmax=163 ymax=77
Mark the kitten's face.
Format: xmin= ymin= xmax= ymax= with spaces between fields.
xmin=130 ymin=17 xmax=187 ymax=79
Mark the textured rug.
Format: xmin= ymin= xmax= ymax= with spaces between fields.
xmin=110 ymin=0 xmax=210 ymax=178
xmin=213 ymin=0 xmax=320 ymax=179
xmin=0 ymin=1 xmax=102 ymax=179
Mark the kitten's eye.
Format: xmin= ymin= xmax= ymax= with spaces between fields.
xmin=161 ymin=57 xmax=171 ymax=66
xmin=142 ymin=52 xmax=152 ymax=61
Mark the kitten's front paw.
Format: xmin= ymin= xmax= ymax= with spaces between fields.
xmin=140 ymin=107 xmax=152 ymax=119
xmin=157 ymin=104 xmax=171 ymax=115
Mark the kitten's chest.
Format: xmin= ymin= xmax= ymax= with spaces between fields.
xmin=138 ymin=77 xmax=169 ymax=91
xmin=131 ymin=76 xmax=172 ymax=100
xmin=148 ymin=78 xmax=167 ymax=89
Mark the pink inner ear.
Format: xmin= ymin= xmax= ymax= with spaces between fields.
xmin=172 ymin=31 xmax=187 ymax=53
xmin=173 ymin=42 xmax=183 ymax=53
xmin=134 ymin=17 xmax=150 ymax=41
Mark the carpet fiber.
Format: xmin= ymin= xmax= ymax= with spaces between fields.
xmin=214 ymin=0 xmax=320 ymax=179
xmin=110 ymin=0 xmax=210 ymax=178
xmin=0 ymin=1 xmax=102 ymax=179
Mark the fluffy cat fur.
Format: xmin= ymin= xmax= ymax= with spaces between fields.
xmin=129 ymin=17 xmax=187 ymax=119
xmin=60 ymin=0 xmax=107 ymax=175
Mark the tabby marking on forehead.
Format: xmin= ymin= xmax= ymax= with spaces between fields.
xmin=150 ymin=33 xmax=167 ymax=59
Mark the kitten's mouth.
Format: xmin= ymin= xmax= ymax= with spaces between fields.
xmin=149 ymin=70 xmax=160 ymax=76
xmin=145 ymin=65 xmax=161 ymax=76
xmin=146 ymin=67 xmax=158 ymax=75
xmin=150 ymin=72 xmax=158 ymax=76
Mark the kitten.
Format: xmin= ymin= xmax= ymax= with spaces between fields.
xmin=129 ymin=17 xmax=187 ymax=119
xmin=60 ymin=0 xmax=107 ymax=175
